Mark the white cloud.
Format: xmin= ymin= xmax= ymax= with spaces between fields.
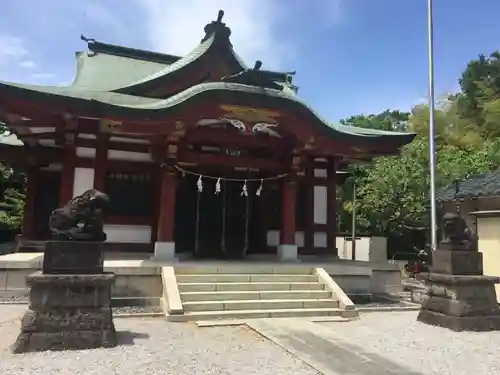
xmin=19 ymin=60 xmax=37 ymax=69
xmin=0 ymin=36 xmax=28 ymax=62
xmin=81 ymin=2 xmax=130 ymax=36
xmin=137 ymin=0 xmax=292 ymax=70
xmin=30 ymin=73 xmax=56 ymax=81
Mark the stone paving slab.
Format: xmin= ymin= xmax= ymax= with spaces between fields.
xmin=247 ymin=318 xmax=424 ymax=375
xmin=196 ymin=316 xmax=350 ymax=327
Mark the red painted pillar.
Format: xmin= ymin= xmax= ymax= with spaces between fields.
xmin=22 ymin=167 xmax=37 ymax=240
xmin=304 ymin=157 xmax=315 ymax=253
xmin=280 ymin=177 xmax=296 ymax=245
xmin=59 ymin=145 xmax=75 ymax=205
xmin=326 ymin=158 xmax=337 ymax=256
xmin=150 ymin=166 xmax=162 ymax=244
xmin=156 ymin=168 xmax=177 ymax=243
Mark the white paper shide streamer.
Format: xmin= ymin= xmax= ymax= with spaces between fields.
xmin=215 ymin=177 xmax=221 ymax=195
xmin=197 ymin=175 xmax=203 ymax=192
xmin=256 ymin=179 xmax=263 ymax=196
xmin=241 ymin=180 xmax=248 ymax=196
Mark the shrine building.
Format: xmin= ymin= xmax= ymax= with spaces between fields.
xmin=0 ymin=11 xmax=415 ymax=262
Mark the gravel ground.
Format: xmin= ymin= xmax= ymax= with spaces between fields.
xmin=0 ymin=305 xmax=319 ymax=375
xmin=321 ymin=311 xmax=500 ymax=375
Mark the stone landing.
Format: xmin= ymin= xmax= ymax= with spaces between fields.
xmin=247 ymin=319 xmax=424 ymax=375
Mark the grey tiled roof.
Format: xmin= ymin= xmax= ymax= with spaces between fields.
xmin=437 ymin=168 xmax=500 ymax=202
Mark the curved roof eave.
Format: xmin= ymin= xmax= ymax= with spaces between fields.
xmin=0 ymin=80 xmax=415 ymax=146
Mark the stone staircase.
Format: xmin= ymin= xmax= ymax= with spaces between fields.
xmin=162 ymin=265 xmax=358 ymax=322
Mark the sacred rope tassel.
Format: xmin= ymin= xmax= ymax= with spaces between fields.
xmin=256 ymin=179 xmax=263 ymax=196
xmin=241 ymin=180 xmax=248 ymax=196
xmin=215 ymin=177 xmax=221 ymax=195
xmin=197 ymin=175 xmax=203 ymax=192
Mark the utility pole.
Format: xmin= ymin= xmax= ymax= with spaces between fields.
xmin=427 ymin=0 xmax=438 ymax=251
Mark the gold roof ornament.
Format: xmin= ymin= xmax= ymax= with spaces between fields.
xmin=99 ymin=119 xmax=122 ymax=133
xmin=351 ymin=146 xmax=368 ymax=153
xmin=168 ymin=120 xmax=186 ymax=142
xmin=219 ymin=105 xmax=280 ymax=124
xmin=304 ymin=135 xmax=315 ymax=150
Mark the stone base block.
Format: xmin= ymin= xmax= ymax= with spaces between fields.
xmin=13 ymin=328 xmax=117 ymax=353
xmin=418 ymin=309 xmax=500 ymax=332
xmin=43 ymin=241 xmax=104 ymax=274
xmin=12 ymin=272 xmax=117 ymax=353
xmin=27 ymin=272 xmax=114 ymax=309
xmin=152 ymin=241 xmax=176 ymax=261
xmin=431 ymin=250 xmax=483 ymax=275
xmin=20 ymin=307 xmax=115 ymax=332
xmin=277 ymin=244 xmax=298 ymax=262
xmin=421 ymin=294 xmax=499 ymax=316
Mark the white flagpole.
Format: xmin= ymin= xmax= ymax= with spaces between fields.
xmin=427 ymin=0 xmax=438 ymax=251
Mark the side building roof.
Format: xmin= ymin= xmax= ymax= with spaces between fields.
xmin=437 ymin=168 xmax=500 ymax=202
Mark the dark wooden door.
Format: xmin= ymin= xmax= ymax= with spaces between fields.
xmin=33 ymin=170 xmax=61 ymax=240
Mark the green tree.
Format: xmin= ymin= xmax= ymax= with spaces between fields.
xmin=340 ymin=110 xmax=410 ymax=132
xmin=352 ymin=138 xmax=500 ymax=237
xmin=0 ymin=123 xmax=25 ymax=238
xmin=458 ymin=52 xmax=500 ymax=119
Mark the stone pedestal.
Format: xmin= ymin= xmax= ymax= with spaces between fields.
xmin=12 ymin=241 xmax=117 ymax=353
xmin=43 ymin=240 xmax=104 ymax=274
xmin=417 ymin=247 xmax=500 ymax=332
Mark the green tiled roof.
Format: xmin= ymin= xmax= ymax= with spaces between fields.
xmin=77 ymin=27 xmax=293 ymax=95
xmin=114 ymin=34 xmax=216 ymax=93
xmin=72 ymin=51 xmax=169 ymax=90
xmin=437 ymin=168 xmax=500 ymax=202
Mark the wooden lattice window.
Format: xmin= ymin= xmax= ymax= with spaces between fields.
xmin=104 ymin=171 xmax=153 ymax=217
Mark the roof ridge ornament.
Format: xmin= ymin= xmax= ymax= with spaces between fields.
xmin=201 ymin=9 xmax=231 ymax=43
xmin=217 ymin=10 xmax=224 ymax=23
xmin=221 ymin=60 xmax=283 ymax=91
xmin=80 ymin=34 xmax=96 ymax=44
xmin=81 ymin=35 xmax=98 ymax=57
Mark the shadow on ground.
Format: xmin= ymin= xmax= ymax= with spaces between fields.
xmin=116 ymin=330 xmax=150 ymax=346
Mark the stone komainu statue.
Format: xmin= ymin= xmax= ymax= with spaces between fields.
xmin=441 ymin=212 xmax=477 ymax=250
xmin=49 ymin=189 xmax=109 ymax=241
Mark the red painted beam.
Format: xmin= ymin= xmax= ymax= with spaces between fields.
xmin=75 ymin=138 xmax=151 ymax=154
xmin=19 ymin=131 xmax=58 ymax=140
xmin=185 ymin=127 xmax=289 ymax=151
xmin=178 ymin=150 xmax=284 ymax=171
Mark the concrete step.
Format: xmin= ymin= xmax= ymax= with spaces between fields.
xmin=176 ymin=274 xmax=318 ymax=283
xmin=182 ymin=298 xmax=340 ymax=312
xmin=167 ymin=307 xmax=345 ymax=322
xmin=178 ymin=282 xmax=325 ymax=293
xmin=180 ymin=290 xmax=332 ymax=302
xmin=175 ymin=266 xmax=315 ymax=275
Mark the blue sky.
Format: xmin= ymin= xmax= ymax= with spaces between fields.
xmin=0 ymin=0 xmax=499 ymax=122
